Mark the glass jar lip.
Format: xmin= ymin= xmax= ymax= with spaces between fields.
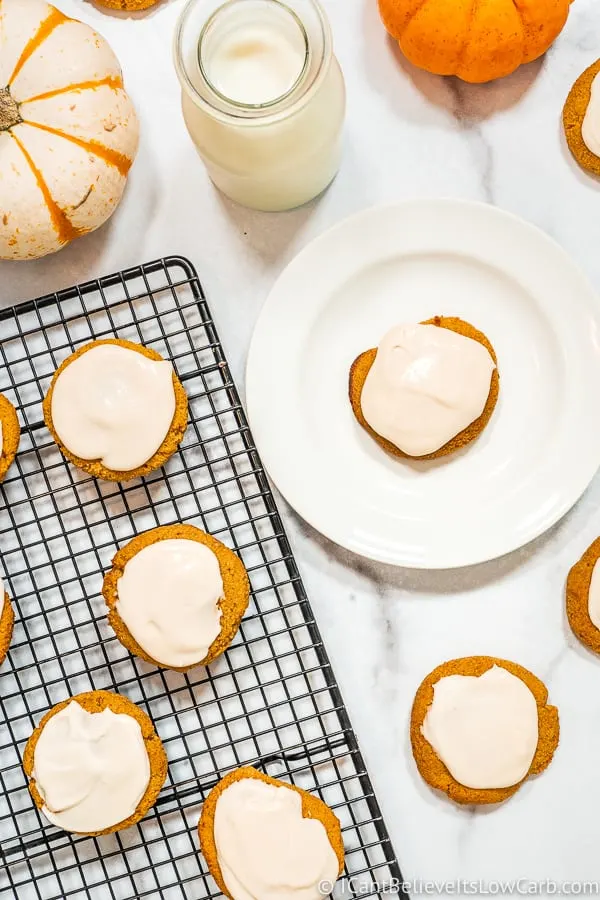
xmin=198 ymin=0 xmax=310 ymax=112
xmin=173 ymin=0 xmax=333 ymax=125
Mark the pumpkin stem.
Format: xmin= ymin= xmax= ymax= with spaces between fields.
xmin=0 ymin=87 xmax=21 ymax=131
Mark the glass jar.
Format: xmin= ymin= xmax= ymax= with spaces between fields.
xmin=174 ymin=0 xmax=346 ymax=212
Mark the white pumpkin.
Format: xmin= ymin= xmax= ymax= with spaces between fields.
xmin=0 ymin=0 xmax=139 ymax=260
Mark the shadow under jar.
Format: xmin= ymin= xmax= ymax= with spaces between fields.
xmin=174 ymin=0 xmax=346 ymax=212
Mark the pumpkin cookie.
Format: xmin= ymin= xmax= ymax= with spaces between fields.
xmin=43 ymin=339 xmax=188 ymax=482
xmin=0 ymin=584 xmax=15 ymax=666
xmin=349 ymin=316 xmax=499 ymax=460
xmin=103 ymin=524 xmax=250 ymax=672
xmin=0 ymin=393 xmax=20 ymax=481
xmin=566 ymin=537 xmax=600 ymax=654
xmin=411 ymin=657 xmax=559 ymax=806
xmin=23 ymin=690 xmax=167 ymax=836
xmin=94 ymin=0 xmax=159 ymax=10
xmin=563 ymin=59 xmax=600 ymax=177
xmin=199 ymin=766 xmax=344 ymax=900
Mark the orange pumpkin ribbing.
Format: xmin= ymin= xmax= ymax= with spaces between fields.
xmin=456 ymin=0 xmax=525 ymax=83
xmin=22 ymin=75 xmax=124 ymax=105
xmin=513 ymin=0 xmax=571 ymax=65
xmin=11 ymin=132 xmax=84 ymax=246
xmin=24 ymin=120 xmax=133 ymax=177
xmin=9 ymin=8 xmax=69 ymax=86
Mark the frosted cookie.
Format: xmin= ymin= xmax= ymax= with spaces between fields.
xmin=199 ymin=766 xmax=344 ymax=900
xmin=0 ymin=573 xmax=15 ymax=666
xmin=23 ymin=690 xmax=167 ymax=836
xmin=0 ymin=393 xmax=20 ymax=481
xmin=566 ymin=537 xmax=600 ymax=653
xmin=349 ymin=317 xmax=499 ymax=460
xmin=563 ymin=59 xmax=600 ymax=177
xmin=411 ymin=657 xmax=559 ymax=805
xmin=95 ymin=0 xmax=159 ymax=9
xmin=103 ymin=524 xmax=250 ymax=671
xmin=43 ymin=339 xmax=188 ymax=482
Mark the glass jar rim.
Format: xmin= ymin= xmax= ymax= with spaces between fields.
xmin=198 ymin=1 xmax=310 ymax=112
xmin=173 ymin=0 xmax=333 ymax=125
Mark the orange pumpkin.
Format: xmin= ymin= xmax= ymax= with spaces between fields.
xmin=378 ymin=0 xmax=572 ymax=83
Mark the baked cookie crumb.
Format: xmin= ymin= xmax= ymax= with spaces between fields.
xmin=0 ymin=393 xmax=21 ymax=482
xmin=0 ymin=592 xmax=15 ymax=665
xmin=94 ymin=0 xmax=160 ymax=10
xmin=566 ymin=537 xmax=600 ymax=654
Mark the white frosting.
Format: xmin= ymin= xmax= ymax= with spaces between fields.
xmin=214 ymin=779 xmax=340 ymax=900
xmin=582 ymin=72 xmax=600 ymax=157
xmin=587 ymin=558 xmax=600 ymax=630
xmin=421 ymin=665 xmax=539 ymax=790
xmin=50 ymin=344 xmax=176 ymax=471
xmin=32 ymin=700 xmax=150 ymax=834
xmin=360 ymin=323 xmax=496 ymax=457
xmin=116 ymin=539 xmax=224 ymax=668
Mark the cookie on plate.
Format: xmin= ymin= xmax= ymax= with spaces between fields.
xmin=103 ymin=524 xmax=250 ymax=671
xmin=566 ymin=537 xmax=600 ymax=654
xmin=563 ymin=59 xmax=600 ymax=177
xmin=411 ymin=656 xmax=559 ymax=805
xmin=0 ymin=393 xmax=20 ymax=481
xmin=43 ymin=339 xmax=188 ymax=482
xmin=23 ymin=690 xmax=167 ymax=835
xmin=349 ymin=316 xmax=499 ymax=460
xmin=199 ymin=766 xmax=344 ymax=900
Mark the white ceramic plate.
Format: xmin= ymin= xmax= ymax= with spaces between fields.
xmin=246 ymin=200 xmax=600 ymax=568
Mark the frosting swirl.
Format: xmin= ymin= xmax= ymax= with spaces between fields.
xmin=50 ymin=344 xmax=176 ymax=471
xmin=214 ymin=779 xmax=340 ymax=900
xmin=421 ymin=665 xmax=539 ymax=790
xmin=32 ymin=700 xmax=150 ymax=833
xmin=116 ymin=538 xmax=224 ymax=668
xmin=360 ymin=323 xmax=496 ymax=456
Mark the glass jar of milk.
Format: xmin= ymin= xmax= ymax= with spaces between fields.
xmin=174 ymin=0 xmax=346 ymax=211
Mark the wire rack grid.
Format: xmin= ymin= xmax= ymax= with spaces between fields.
xmin=0 ymin=256 xmax=404 ymax=900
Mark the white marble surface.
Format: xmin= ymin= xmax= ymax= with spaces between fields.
xmin=3 ymin=0 xmax=600 ymax=894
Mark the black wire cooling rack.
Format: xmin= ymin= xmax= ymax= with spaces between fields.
xmin=0 ymin=256 xmax=404 ymax=900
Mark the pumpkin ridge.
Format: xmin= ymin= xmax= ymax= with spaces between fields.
xmin=22 ymin=120 xmax=133 ymax=177
xmin=8 ymin=8 xmax=69 ymax=86
xmin=11 ymin=132 xmax=85 ymax=246
xmin=400 ymin=0 xmax=431 ymax=35
xmin=21 ymin=75 xmax=125 ymax=106
xmin=455 ymin=0 xmax=481 ymax=74
xmin=508 ymin=0 xmax=528 ymax=64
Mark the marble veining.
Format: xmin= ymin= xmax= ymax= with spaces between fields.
xmin=2 ymin=0 xmax=600 ymax=895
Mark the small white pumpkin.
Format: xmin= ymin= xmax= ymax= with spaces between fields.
xmin=0 ymin=0 xmax=139 ymax=260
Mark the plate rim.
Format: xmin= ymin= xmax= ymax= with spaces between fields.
xmin=246 ymin=198 xmax=600 ymax=569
